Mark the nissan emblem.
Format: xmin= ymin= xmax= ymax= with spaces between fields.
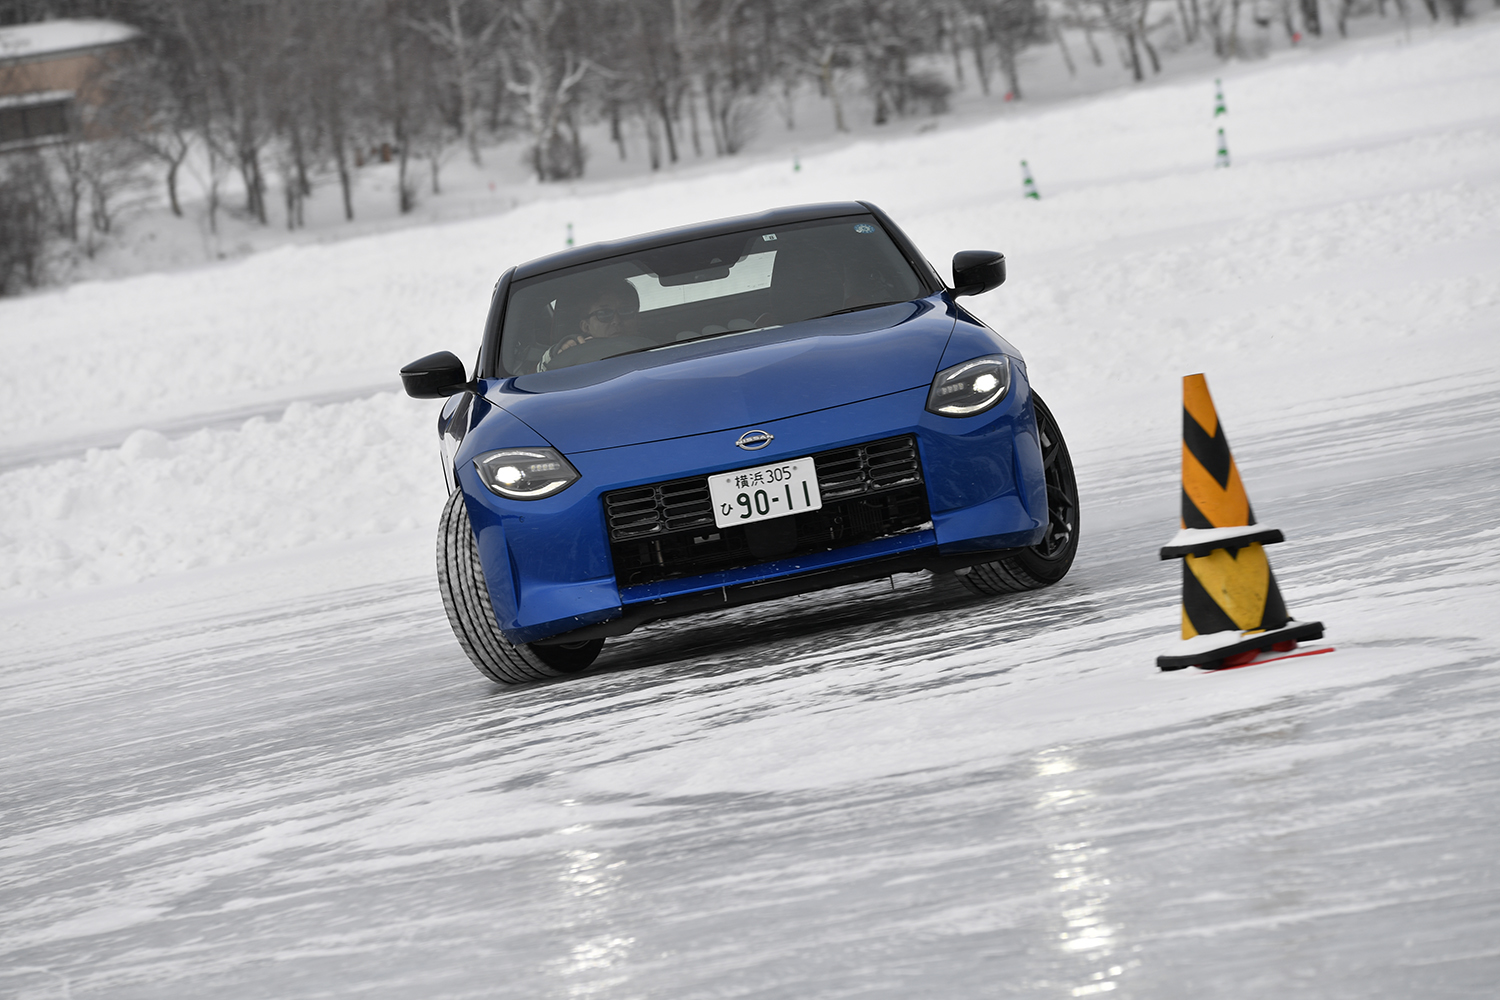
xmin=735 ymin=430 xmax=774 ymax=451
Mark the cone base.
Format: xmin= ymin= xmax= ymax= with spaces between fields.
xmin=1160 ymin=525 xmax=1285 ymax=559
xmin=1157 ymin=619 xmax=1324 ymax=671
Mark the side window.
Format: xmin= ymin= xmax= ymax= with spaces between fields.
xmin=501 ymin=289 xmax=558 ymax=375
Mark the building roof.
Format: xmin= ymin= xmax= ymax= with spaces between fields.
xmin=0 ymin=19 xmax=139 ymax=65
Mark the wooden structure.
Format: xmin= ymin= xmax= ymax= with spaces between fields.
xmin=0 ymin=18 xmax=139 ymax=152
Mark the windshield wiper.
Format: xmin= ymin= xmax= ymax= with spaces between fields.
xmin=645 ymin=326 xmax=770 ymax=351
xmin=817 ymin=300 xmax=907 ymax=319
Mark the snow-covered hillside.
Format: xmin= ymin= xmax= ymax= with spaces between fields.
xmin=1 ymin=17 xmax=1498 ymax=602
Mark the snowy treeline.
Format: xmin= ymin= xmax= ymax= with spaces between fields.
xmin=4 ymin=0 xmax=1049 ymax=216
xmin=0 ymin=0 xmax=1483 ymax=295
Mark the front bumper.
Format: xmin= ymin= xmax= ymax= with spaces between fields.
xmin=458 ymin=373 xmax=1048 ymax=644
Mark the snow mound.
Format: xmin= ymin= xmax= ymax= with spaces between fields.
xmin=0 ymin=394 xmax=444 ymax=601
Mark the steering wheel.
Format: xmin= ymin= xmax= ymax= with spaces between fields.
xmin=549 ymin=334 xmax=655 ymax=369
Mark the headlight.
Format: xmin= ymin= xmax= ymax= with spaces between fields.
xmin=925 ymin=355 xmax=1012 ymax=417
xmin=473 ymin=448 xmax=579 ymax=500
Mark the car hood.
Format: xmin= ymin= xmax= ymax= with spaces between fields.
xmin=484 ymin=300 xmax=958 ymax=454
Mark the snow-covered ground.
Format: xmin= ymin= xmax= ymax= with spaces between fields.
xmin=2 ymin=15 xmax=1500 ymax=1000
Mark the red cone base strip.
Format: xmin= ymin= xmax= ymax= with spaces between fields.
xmin=1205 ymin=645 xmax=1336 ymax=672
xmin=1157 ymin=619 xmax=1324 ymax=671
xmin=1221 ymin=641 xmax=1297 ymax=668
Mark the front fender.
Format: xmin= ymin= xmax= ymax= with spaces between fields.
xmin=449 ymin=393 xmax=553 ymax=490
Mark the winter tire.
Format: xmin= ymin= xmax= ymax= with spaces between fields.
xmin=957 ymin=393 xmax=1080 ymax=596
xmin=437 ymin=490 xmax=603 ymax=684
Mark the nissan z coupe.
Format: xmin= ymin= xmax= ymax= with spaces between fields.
xmin=400 ymin=201 xmax=1080 ymax=685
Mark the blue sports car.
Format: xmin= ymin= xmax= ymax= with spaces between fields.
xmin=401 ymin=201 xmax=1079 ymax=684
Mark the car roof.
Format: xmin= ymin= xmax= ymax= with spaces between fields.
xmin=511 ymin=201 xmax=873 ymax=280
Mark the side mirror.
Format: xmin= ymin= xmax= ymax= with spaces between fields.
xmin=401 ymin=350 xmax=470 ymax=398
xmin=951 ymin=251 xmax=1006 ymax=297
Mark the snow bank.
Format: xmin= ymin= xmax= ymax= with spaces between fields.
xmin=1 ymin=19 xmax=1498 ymax=602
xmin=0 ymin=394 xmax=444 ymax=600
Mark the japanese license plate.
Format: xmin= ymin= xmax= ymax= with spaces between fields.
xmin=708 ymin=457 xmax=822 ymax=529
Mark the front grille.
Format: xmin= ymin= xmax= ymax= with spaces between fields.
xmin=602 ymin=435 xmax=928 ymax=587
xmin=603 ymin=435 xmax=922 ymax=542
xmin=603 ymin=478 xmax=714 ymax=541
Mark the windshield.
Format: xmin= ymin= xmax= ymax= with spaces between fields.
xmin=499 ymin=215 xmax=925 ymax=376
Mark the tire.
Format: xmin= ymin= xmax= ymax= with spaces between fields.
xmin=437 ymin=490 xmax=603 ymax=684
xmin=957 ymin=393 xmax=1081 ymax=596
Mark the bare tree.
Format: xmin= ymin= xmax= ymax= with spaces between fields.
xmin=162 ymin=0 xmax=287 ymax=223
xmin=409 ymin=0 xmax=504 ymax=165
xmin=408 ymin=31 xmax=461 ymax=195
xmin=1066 ymin=0 xmax=1158 ymax=79
xmin=975 ymin=0 xmax=1046 ymax=97
xmin=96 ymin=52 xmax=194 ymax=216
xmin=774 ymin=3 xmax=851 ymax=133
xmin=0 ymin=152 xmax=55 ymax=293
xmin=503 ymin=0 xmax=593 ymax=181
xmin=675 ymin=0 xmax=775 ymax=154
xmin=633 ymin=0 xmax=684 ymax=166
xmin=372 ymin=0 xmax=425 ymax=212
xmin=1299 ymin=0 xmax=1321 ymax=34
xmin=1204 ymin=0 xmax=1245 ymax=57
xmin=266 ymin=3 xmax=320 ymax=230
xmin=305 ymin=0 xmax=372 ymax=221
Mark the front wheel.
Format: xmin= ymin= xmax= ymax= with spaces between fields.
xmin=437 ymin=490 xmax=603 ymax=684
xmin=957 ymin=393 xmax=1081 ymax=596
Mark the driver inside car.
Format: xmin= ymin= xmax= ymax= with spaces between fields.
xmin=536 ymin=279 xmax=641 ymax=372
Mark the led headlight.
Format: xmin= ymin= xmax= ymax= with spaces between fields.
xmin=925 ymin=354 xmax=1012 ymax=417
xmin=473 ymin=448 xmax=579 ymax=500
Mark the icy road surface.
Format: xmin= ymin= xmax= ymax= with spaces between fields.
xmin=4 ymin=378 xmax=1498 ymax=1000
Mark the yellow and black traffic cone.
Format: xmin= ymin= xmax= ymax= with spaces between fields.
xmin=1157 ymin=374 xmax=1324 ymax=670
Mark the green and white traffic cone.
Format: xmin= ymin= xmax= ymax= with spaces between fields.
xmin=1215 ymin=129 xmax=1230 ymax=169
xmin=1214 ymin=78 xmax=1227 ymax=117
xmin=1021 ymin=160 xmax=1041 ymax=200
xmin=566 ymin=222 xmax=574 ymax=247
